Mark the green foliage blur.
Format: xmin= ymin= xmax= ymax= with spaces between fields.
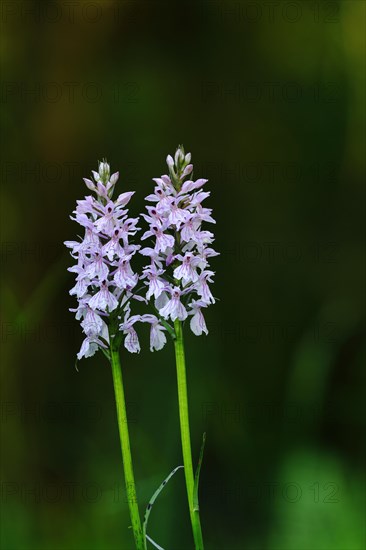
xmin=1 ymin=1 xmax=365 ymax=549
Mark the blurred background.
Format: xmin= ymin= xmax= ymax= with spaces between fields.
xmin=1 ymin=1 xmax=365 ymax=549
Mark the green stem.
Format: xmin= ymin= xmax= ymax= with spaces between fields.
xmin=110 ymin=347 xmax=145 ymax=550
xmin=174 ymin=320 xmax=205 ymax=550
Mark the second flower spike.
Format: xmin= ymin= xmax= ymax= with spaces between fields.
xmin=140 ymin=145 xmax=219 ymax=340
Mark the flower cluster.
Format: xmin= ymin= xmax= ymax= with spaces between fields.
xmin=64 ymin=161 xmax=142 ymax=359
xmin=140 ymin=146 xmax=219 ymax=340
xmin=66 ymin=149 xmax=219 ymax=361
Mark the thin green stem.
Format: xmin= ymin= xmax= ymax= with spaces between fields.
xmin=110 ymin=347 xmax=145 ymax=550
xmin=174 ymin=320 xmax=204 ymax=550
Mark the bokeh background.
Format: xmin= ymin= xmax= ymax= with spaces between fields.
xmin=1 ymin=1 xmax=365 ymax=549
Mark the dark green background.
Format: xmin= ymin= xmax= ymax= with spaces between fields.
xmin=1 ymin=1 xmax=365 ymax=549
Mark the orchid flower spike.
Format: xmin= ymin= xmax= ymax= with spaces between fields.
xmin=140 ymin=145 xmax=219 ymax=346
xmin=64 ymin=160 xmax=142 ymax=360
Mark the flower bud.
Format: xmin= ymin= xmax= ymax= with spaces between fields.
xmin=83 ymin=178 xmax=96 ymax=191
xmin=110 ymin=171 xmax=119 ymax=185
xmin=107 ymin=171 xmax=119 ymax=197
xmin=98 ymin=161 xmax=110 ymax=184
xmin=92 ymin=170 xmax=100 ymax=182
xmin=182 ymin=164 xmax=193 ymax=178
xmin=174 ymin=147 xmax=185 ymax=167
xmin=166 ymin=155 xmax=175 ymax=168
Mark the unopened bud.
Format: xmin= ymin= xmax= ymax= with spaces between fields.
xmin=166 ymin=155 xmax=175 ymax=168
xmin=110 ymin=172 xmax=119 ymax=185
xmin=92 ymin=170 xmax=100 ymax=182
xmin=99 ymin=161 xmax=110 ymax=184
xmin=174 ymin=147 xmax=185 ymax=167
xmin=83 ymin=178 xmax=96 ymax=191
xmin=182 ymin=164 xmax=193 ymax=178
